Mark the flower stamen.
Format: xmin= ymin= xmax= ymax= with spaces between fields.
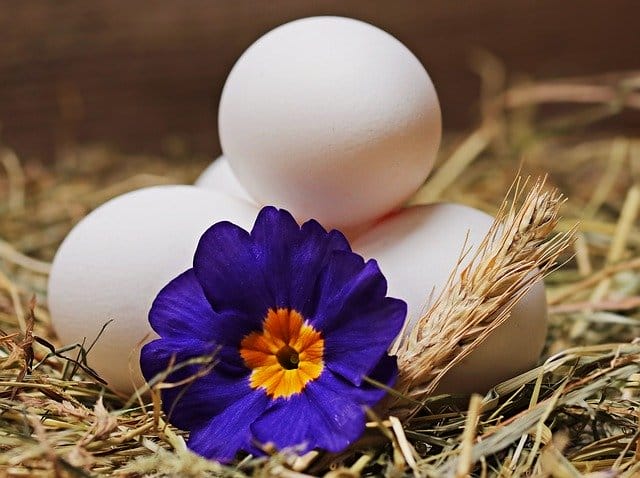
xmin=240 ymin=308 xmax=324 ymax=398
xmin=276 ymin=344 xmax=300 ymax=369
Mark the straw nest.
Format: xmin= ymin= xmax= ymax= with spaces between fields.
xmin=0 ymin=67 xmax=639 ymax=477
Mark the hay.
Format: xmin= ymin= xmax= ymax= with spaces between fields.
xmin=393 ymin=176 xmax=574 ymax=408
xmin=1 ymin=69 xmax=639 ymax=477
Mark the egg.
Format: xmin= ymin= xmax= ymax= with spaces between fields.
xmin=195 ymin=156 xmax=374 ymax=242
xmin=353 ymin=203 xmax=548 ymax=394
xmin=219 ymin=16 xmax=441 ymax=230
xmin=195 ymin=155 xmax=255 ymax=203
xmin=47 ymin=186 xmax=260 ymax=393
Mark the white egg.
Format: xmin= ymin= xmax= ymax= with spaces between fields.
xmin=219 ymin=16 xmax=441 ymax=230
xmin=353 ymin=203 xmax=548 ymax=394
xmin=195 ymin=156 xmax=372 ymax=242
xmin=195 ymin=155 xmax=256 ymax=203
xmin=48 ymin=186 xmax=260 ymax=393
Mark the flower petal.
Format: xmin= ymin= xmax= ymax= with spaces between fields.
xmin=193 ymin=221 xmax=272 ymax=339
xmin=168 ymin=374 xmax=256 ymax=432
xmin=140 ymin=337 xmax=248 ymax=430
xmin=188 ymin=388 xmax=270 ymax=462
xmin=311 ymin=253 xmax=385 ymax=330
xmin=140 ymin=336 xmax=218 ymax=385
xmin=149 ymin=269 xmax=219 ymax=340
xmin=323 ymin=296 xmax=405 ymax=385
xmin=311 ymin=252 xmax=406 ymax=384
xmin=149 ymin=268 xmax=256 ymax=355
xmin=250 ymin=207 xmax=351 ymax=317
xmin=251 ymin=357 xmax=397 ymax=454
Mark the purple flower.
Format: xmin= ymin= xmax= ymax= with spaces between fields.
xmin=140 ymin=207 xmax=406 ymax=462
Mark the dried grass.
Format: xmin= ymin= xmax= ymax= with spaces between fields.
xmin=0 ymin=68 xmax=639 ymax=476
xmin=393 ymin=176 xmax=574 ymax=409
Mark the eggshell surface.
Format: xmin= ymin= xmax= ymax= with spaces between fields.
xmin=195 ymin=156 xmax=373 ymax=242
xmin=353 ymin=203 xmax=548 ymax=394
xmin=48 ymin=186 xmax=260 ymax=393
xmin=195 ymin=155 xmax=256 ymax=203
xmin=219 ymin=16 xmax=441 ymax=230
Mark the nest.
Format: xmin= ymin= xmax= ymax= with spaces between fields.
xmin=0 ymin=69 xmax=639 ymax=477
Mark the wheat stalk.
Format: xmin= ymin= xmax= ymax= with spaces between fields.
xmin=389 ymin=176 xmax=576 ymax=417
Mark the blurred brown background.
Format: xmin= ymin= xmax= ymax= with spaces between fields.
xmin=1 ymin=0 xmax=639 ymax=162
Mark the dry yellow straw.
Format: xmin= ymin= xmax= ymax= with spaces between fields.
xmin=390 ymin=176 xmax=575 ymax=416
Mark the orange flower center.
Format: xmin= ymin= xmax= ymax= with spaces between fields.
xmin=240 ymin=308 xmax=324 ymax=399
